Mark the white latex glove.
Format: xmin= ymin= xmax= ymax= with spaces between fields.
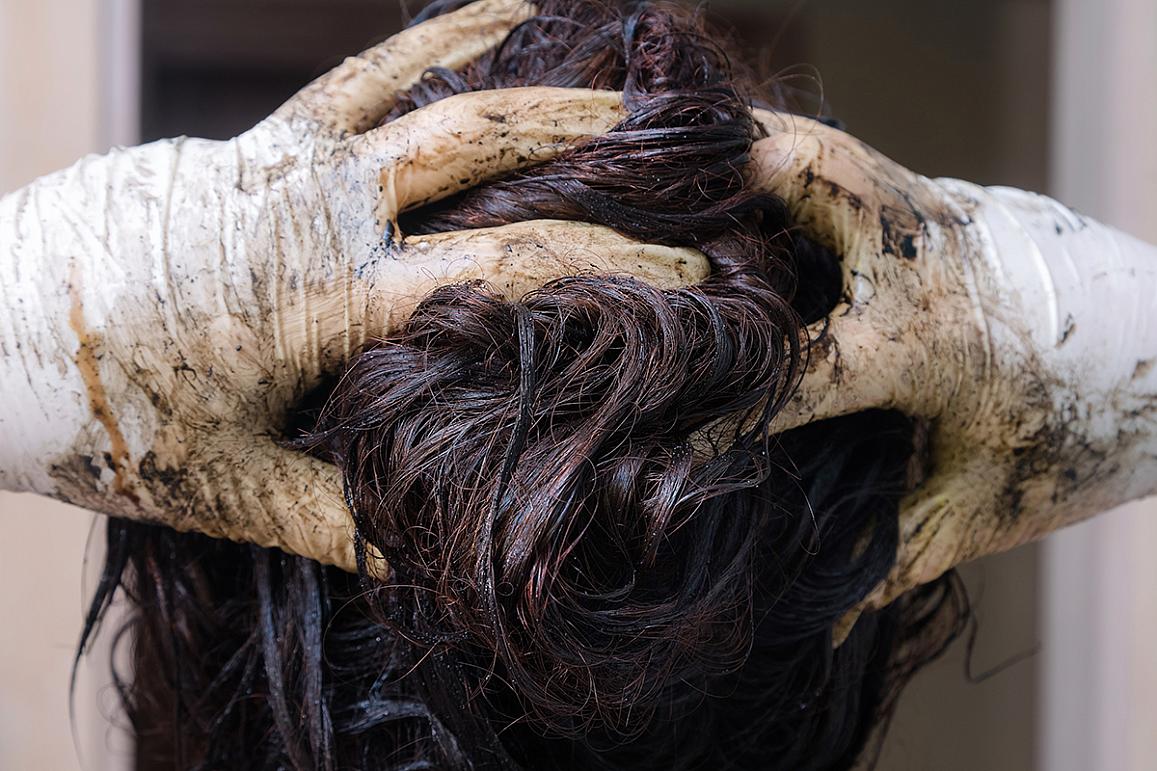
xmin=750 ymin=112 xmax=1157 ymax=623
xmin=0 ymin=0 xmax=707 ymax=570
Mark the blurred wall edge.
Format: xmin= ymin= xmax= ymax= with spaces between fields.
xmin=0 ymin=0 xmax=138 ymax=768
xmin=1041 ymin=0 xmax=1157 ymax=769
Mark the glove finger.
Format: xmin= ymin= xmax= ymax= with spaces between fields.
xmin=277 ymin=0 xmax=532 ymax=134
xmin=356 ymin=87 xmax=625 ymax=228
xmin=361 ymin=219 xmax=709 ymax=333
xmin=750 ymin=110 xmax=949 ymax=290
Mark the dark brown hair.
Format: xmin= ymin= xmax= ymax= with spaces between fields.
xmin=81 ymin=2 xmax=965 ymax=769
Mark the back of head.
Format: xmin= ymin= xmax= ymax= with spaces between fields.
xmin=82 ymin=2 xmax=967 ymax=769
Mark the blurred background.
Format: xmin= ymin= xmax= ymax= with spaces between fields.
xmin=0 ymin=0 xmax=1153 ymax=768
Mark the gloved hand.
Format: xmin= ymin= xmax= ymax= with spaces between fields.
xmin=0 ymin=0 xmax=707 ymax=569
xmin=749 ymin=111 xmax=1157 ymax=624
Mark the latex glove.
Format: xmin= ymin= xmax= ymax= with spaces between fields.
xmin=750 ymin=111 xmax=1157 ymax=624
xmin=0 ymin=0 xmax=707 ymax=570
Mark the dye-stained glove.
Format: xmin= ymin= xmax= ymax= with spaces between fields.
xmin=748 ymin=111 xmax=1157 ymax=625
xmin=0 ymin=0 xmax=707 ymax=570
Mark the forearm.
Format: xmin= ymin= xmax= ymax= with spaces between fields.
xmin=0 ymin=138 xmax=221 ymax=500
xmin=945 ymin=180 xmax=1157 ymax=536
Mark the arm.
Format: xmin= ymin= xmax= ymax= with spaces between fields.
xmin=0 ymin=132 xmax=369 ymax=568
xmin=751 ymin=112 xmax=1157 ymax=614
xmin=0 ymin=1 xmax=707 ymax=569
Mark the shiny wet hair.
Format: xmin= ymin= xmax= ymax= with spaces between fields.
xmin=81 ymin=1 xmax=966 ymax=768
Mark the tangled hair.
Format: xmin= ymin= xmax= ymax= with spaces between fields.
xmin=81 ymin=1 xmax=966 ymax=769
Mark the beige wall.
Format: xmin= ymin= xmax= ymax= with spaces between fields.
xmin=0 ymin=0 xmax=101 ymax=189
xmin=0 ymin=0 xmax=132 ymax=768
xmin=1042 ymin=0 xmax=1157 ymax=768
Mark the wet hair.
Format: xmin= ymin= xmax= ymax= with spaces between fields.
xmin=80 ymin=1 xmax=966 ymax=769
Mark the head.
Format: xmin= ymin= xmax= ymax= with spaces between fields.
xmin=82 ymin=2 xmax=966 ymax=769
